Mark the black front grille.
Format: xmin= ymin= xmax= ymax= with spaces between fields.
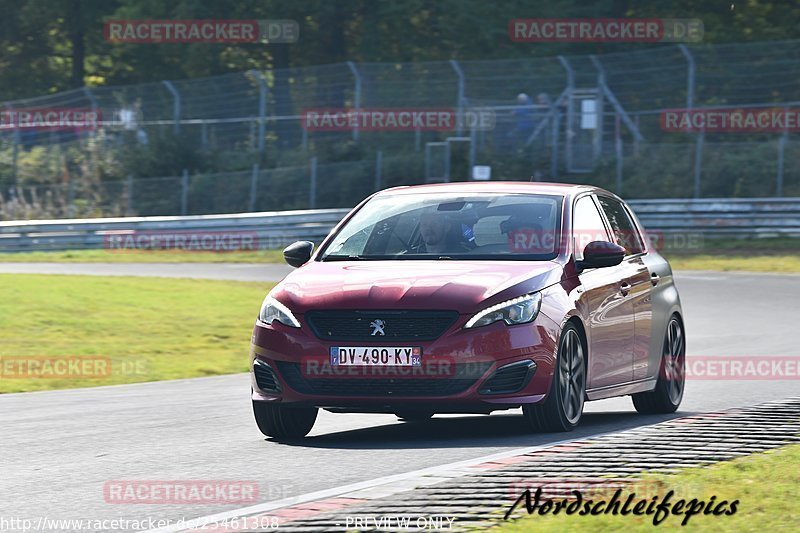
xmin=305 ymin=310 xmax=459 ymax=342
xmin=253 ymin=361 xmax=281 ymax=392
xmin=276 ymin=361 xmax=491 ymax=397
xmin=479 ymin=360 xmax=536 ymax=395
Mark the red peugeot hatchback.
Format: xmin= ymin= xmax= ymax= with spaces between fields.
xmin=250 ymin=182 xmax=685 ymax=438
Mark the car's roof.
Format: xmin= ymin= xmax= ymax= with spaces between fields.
xmin=376 ymin=181 xmax=614 ymax=199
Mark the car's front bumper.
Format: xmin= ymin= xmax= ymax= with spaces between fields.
xmin=250 ymin=312 xmax=561 ymax=413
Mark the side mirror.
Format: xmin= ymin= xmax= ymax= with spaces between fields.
xmin=577 ymin=241 xmax=626 ymax=270
xmin=283 ymin=241 xmax=314 ymax=268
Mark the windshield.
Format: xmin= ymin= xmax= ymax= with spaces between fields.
xmin=320 ymin=192 xmax=562 ymax=261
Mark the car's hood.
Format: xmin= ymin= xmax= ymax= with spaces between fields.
xmin=272 ymin=260 xmax=563 ymax=314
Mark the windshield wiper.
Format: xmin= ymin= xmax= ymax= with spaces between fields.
xmin=322 ymin=254 xmax=386 ymax=261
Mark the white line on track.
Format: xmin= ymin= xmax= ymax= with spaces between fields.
xmin=142 ymin=421 xmax=669 ymax=533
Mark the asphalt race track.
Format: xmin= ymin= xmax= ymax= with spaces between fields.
xmin=1 ymin=266 xmax=799 ymax=527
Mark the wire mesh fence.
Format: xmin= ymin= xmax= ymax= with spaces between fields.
xmin=4 ymin=40 xmax=800 ymax=220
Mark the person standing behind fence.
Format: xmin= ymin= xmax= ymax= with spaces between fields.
xmin=511 ymin=93 xmax=535 ymax=143
xmin=116 ymin=99 xmax=147 ymax=146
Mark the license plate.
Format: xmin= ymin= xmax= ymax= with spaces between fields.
xmin=331 ymin=346 xmax=422 ymax=366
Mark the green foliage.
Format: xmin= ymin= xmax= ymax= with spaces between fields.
xmin=4 ymin=1 xmax=800 ymax=102
xmin=3 ymin=1 xmax=800 ymax=217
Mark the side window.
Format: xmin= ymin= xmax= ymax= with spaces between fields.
xmin=596 ymin=196 xmax=645 ymax=255
xmin=572 ymin=195 xmax=611 ymax=260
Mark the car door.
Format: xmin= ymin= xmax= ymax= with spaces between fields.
xmin=572 ymin=194 xmax=635 ymax=389
xmin=595 ymin=195 xmax=653 ymax=382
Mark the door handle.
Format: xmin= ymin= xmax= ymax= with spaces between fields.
xmin=650 ymin=272 xmax=660 ymax=286
xmin=619 ymin=281 xmax=631 ymax=296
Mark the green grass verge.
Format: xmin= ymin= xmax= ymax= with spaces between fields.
xmin=495 ymin=443 xmax=800 ymax=532
xmin=0 ymin=249 xmax=285 ymax=263
xmin=660 ymin=236 xmax=800 ymax=272
xmin=0 ymin=274 xmax=274 ymax=393
xmin=664 ymin=254 xmax=800 ymax=273
xmin=1 ymin=238 xmax=799 ymax=272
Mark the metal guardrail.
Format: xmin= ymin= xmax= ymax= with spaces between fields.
xmin=1 ymin=198 xmax=799 ymax=253
xmin=631 ymin=197 xmax=800 ymax=236
xmin=0 ymin=208 xmax=351 ymax=253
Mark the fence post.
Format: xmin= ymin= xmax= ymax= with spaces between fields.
xmin=67 ymin=179 xmax=75 ymax=218
xmin=424 ymin=143 xmax=431 ymax=179
xmin=449 ymin=59 xmax=466 ymax=136
xmin=181 ymin=169 xmax=189 ymax=215
xmin=615 ymin=114 xmax=623 ymax=195
xmin=551 ymin=112 xmax=560 ymax=180
xmin=777 ymin=106 xmax=789 ymax=197
xmin=249 ymin=70 xmax=268 ymax=154
xmin=161 ymin=80 xmax=181 ymax=135
xmin=589 ymin=55 xmax=606 ymax=160
xmin=678 ymin=45 xmax=695 ymax=110
xmin=375 ymin=151 xmax=383 ymax=191
xmin=777 ymin=137 xmax=786 ymax=197
xmin=444 ymin=142 xmax=451 ymax=182
xmin=126 ymin=174 xmax=134 ymax=215
xmin=5 ymin=103 xmax=19 ymax=187
xmin=11 ymin=130 xmax=19 ymax=188
xmin=680 ymin=45 xmax=701 ymax=197
xmin=346 ymin=62 xmax=361 ymax=141
xmin=249 ymin=163 xmax=259 ymax=211
xmin=249 ymin=120 xmax=256 ymax=150
xmin=693 ymin=132 xmax=704 ymax=199
xmin=469 ymin=121 xmax=477 ymax=171
xmin=309 ymin=157 xmax=317 ymax=209
xmin=558 ymin=56 xmax=575 ymax=171
xmin=83 ymin=87 xmax=98 ymax=139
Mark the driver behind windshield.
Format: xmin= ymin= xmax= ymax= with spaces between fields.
xmin=418 ymin=210 xmax=472 ymax=254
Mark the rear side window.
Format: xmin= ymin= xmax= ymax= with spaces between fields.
xmin=572 ymin=195 xmax=611 ymax=260
xmin=596 ymin=196 xmax=645 ymax=255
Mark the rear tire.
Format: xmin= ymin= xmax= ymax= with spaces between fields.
xmin=522 ymin=323 xmax=585 ymax=432
xmin=253 ymin=401 xmax=318 ymax=439
xmin=632 ymin=316 xmax=685 ymax=414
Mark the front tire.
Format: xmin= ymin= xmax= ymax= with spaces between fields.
xmin=632 ymin=316 xmax=685 ymax=414
xmin=523 ymin=323 xmax=586 ymax=432
xmin=253 ymin=401 xmax=318 ymax=439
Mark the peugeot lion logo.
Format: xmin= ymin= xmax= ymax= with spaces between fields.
xmin=370 ymin=319 xmax=386 ymax=336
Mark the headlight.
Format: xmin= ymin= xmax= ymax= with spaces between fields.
xmin=464 ymin=292 xmax=542 ymax=329
xmin=258 ymin=296 xmax=301 ymax=328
